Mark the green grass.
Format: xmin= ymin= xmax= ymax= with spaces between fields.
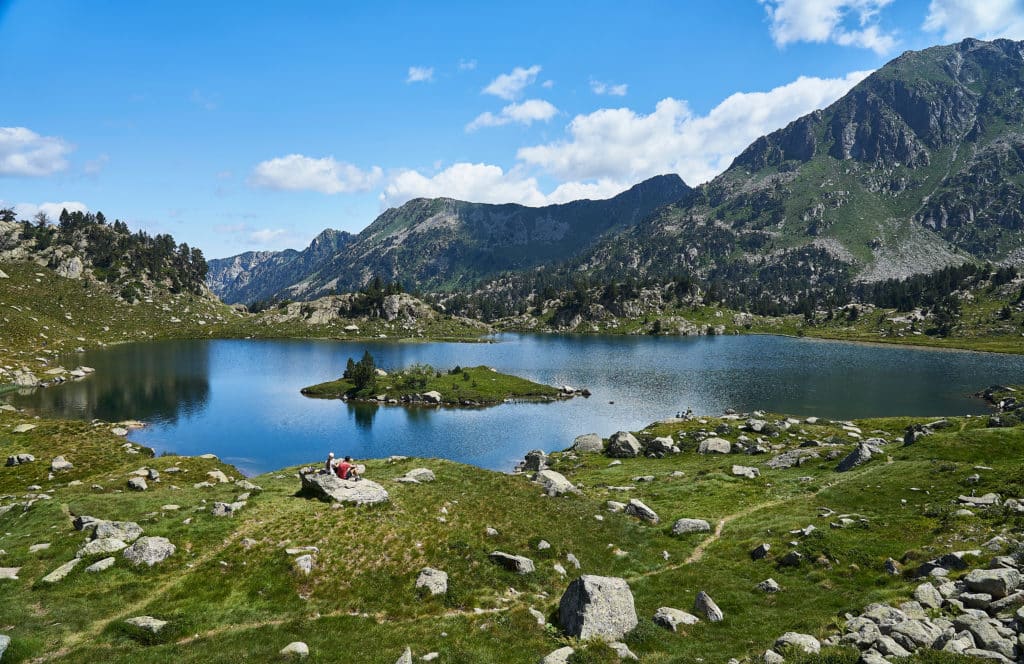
xmin=3 ymin=400 xmax=1023 ymax=662
xmin=300 ymin=364 xmax=562 ymax=404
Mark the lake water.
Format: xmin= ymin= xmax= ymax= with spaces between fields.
xmin=5 ymin=334 xmax=1024 ymax=475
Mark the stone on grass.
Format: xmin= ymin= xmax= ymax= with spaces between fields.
xmin=751 ymin=543 xmax=771 ymax=560
xmin=624 ymin=498 xmax=659 ymax=524
xmin=122 ymin=536 xmax=175 ymax=567
xmin=775 ymin=632 xmax=821 ymax=654
xmin=0 ymin=567 xmax=20 ymax=580
xmin=694 ymin=591 xmax=723 ymax=622
xmin=394 ymin=647 xmax=412 ymax=664
xmin=211 ymin=501 xmax=245 ymax=517
xmin=757 ymin=578 xmax=781 ymax=593
xmin=671 ymin=518 xmax=711 ymax=535
xmin=50 ymin=455 xmax=73 ymax=472
xmin=294 ymin=554 xmax=314 ymax=576
xmin=280 ymin=641 xmax=309 ymax=658
xmin=127 ymin=477 xmax=147 ymax=491
xmin=42 ymin=558 xmax=81 ymax=583
xmin=540 ymin=647 xmax=575 ymax=664
xmin=489 ymin=551 xmax=534 ymax=574
xmin=606 ymin=431 xmax=641 ymax=458
xmin=559 ymin=575 xmax=638 ymax=640
xmin=653 ymin=606 xmax=700 ymax=631
xmin=732 ymin=465 xmax=760 ymax=479
xmin=914 ymin=582 xmax=943 ymax=609
xmin=698 ymin=437 xmax=731 ymax=454
xmin=78 ymin=538 xmax=128 ymax=557
xmin=0 ymin=635 xmax=8 ymax=660
xmin=401 ymin=468 xmax=436 ymax=483
xmin=300 ymin=470 xmax=389 ymax=505
xmin=12 ymin=424 xmax=36 ymax=433
xmin=207 ymin=470 xmax=229 ymax=483
xmin=94 ymin=521 xmax=143 ymax=543
xmin=535 ymin=470 xmax=578 ymax=496
xmin=125 ymin=616 xmax=167 ymax=634
xmin=5 ymin=453 xmax=34 ymax=466
xmin=86 ymin=557 xmax=116 ymax=573
xmin=415 ymin=567 xmax=448 ymax=595
xmin=572 ymin=433 xmax=604 ymax=453
xmin=836 ymin=443 xmax=875 ymax=472
xmin=965 ymin=568 xmax=1021 ymax=598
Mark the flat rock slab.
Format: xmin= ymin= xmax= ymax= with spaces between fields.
xmin=488 ymin=551 xmax=535 ymax=574
xmin=42 ymin=559 xmax=81 ymax=583
xmin=125 ymin=616 xmax=168 ymax=633
xmin=300 ymin=470 xmax=389 ymax=505
xmin=0 ymin=567 xmax=20 ymax=580
xmin=85 ymin=557 xmax=116 ymax=573
xmin=78 ymin=538 xmax=128 ymax=557
xmin=12 ymin=424 xmax=37 ymax=433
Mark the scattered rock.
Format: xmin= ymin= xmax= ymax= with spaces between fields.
xmin=394 ymin=647 xmax=413 ymax=664
xmin=127 ymin=477 xmax=148 ymax=491
xmin=50 ymin=455 xmax=73 ymax=472
xmin=5 ymin=453 xmax=34 ymax=466
xmin=299 ymin=470 xmax=389 ymax=505
xmin=964 ymin=568 xmax=1021 ymax=599
xmin=606 ymin=431 xmax=641 ymax=458
xmin=207 ymin=470 xmax=229 ymax=483
xmin=78 ymin=538 xmax=128 ymax=557
xmin=535 ymin=469 xmax=578 ymax=496
xmin=572 ymin=433 xmax=604 ymax=453
xmin=698 ymin=437 xmax=732 ymax=454
xmin=624 ymin=498 xmax=659 ymax=524
xmin=671 ymin=518 xmax=711 ymax=535
xmin=415 ymin=567 xmax=448 ymax=595
xmin=559 ymin=575 xmax=638 ymax=640
xmin=694 ymin=591 xmax=723 ymax=622
xmin=125 ymin=616 xmax=168 ymax=634
xmin=751 ymin=543 xmax=771 ymax=560
xmin=0 ymin=567 xmax=20 ymax=580
xmin=85 ymin=557 xmax=116 ymax=573
xmin=122 ymin=536 xmax=175 ymax=567
xmin=489 ymin=551 xmax=534 ymax=574
xmin=399 ymin=468 xmax=436 ymax=483
xmin=836 ymin=442 xmax=878 ymax=472
xmin=523 ymin=450 xmax=548 ymax=472
xmin=653 ymin=606 xmax=700 ymax=631
xmin=540 ymin=647 xmax=575 ymax=664
xmin=758 ymin=578 xmax=781 ymax=593
xmin=775 ymin=632 xmax=821 ymax=654
xmin=280 ymin=641 xmax=310 ymax=658
xmin=12 ymin=424 xmax=37 ymax=433
xmin=41 ymin=558 xmax=81 ymax=583
xmin=732 ymin=464 xmax=760 ymax=479
xmin=94 ymin=520 xmax=143 ymax=543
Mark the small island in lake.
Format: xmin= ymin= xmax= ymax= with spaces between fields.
xmin=301 ymin=352 xmax=587 ymax=406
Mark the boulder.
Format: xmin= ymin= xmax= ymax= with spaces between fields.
xmin=645 ymin=436 xmax=678 ymax=456
xmin=127 ymin=477 xmax=148 ymax=491
xmin=836 ymin=443 xmax=876 ymax=472
xmin=421 ymin=390 xmax=443 ymax=404
xmin=0 ymin=567 xmax=20 ymax=580
xmin=535 ymin=470 xmax=578 ymax=497
xmin=415 ymin=567 xmax=448 ymax=595
xmin=300 ymin=470 xmax=389 ymax=505
xmin=85 ymin=557 xmax=116 ymax=573
xmin=606 ymin=431 xmax=641 ymax=458
xmin=123 ymin=536 xmax=175 ymax=567
xmin=698 ymin=437 xmax=731 ymax=454
xmin=207 ymin=470 xmax=229 ymax=483
xmin=540 ymin=647 xmax=575 ymax=664
xmin=211 ymin=501 xmax=245 ymax=517
xmin=671 ymin=518 xmax=711 ymax=535
xmin=624 ymin=498 xmax=659 ymax=524
xmin=523 ymin=450 xmax=548 ymax=472
xmin=5 ymin=453 xmax=34 ymax=466
xmin=125 ymin=616 xmax=168 ymax=634
xmin=914 ymin=582 xmax=943 ymax=609
xmin=775 ymin=632 xmax=821 ymax=654
xmin=489 ymin=551 xmax=535 ymax=574
xmin=78 ymin=538 xmax=128 ymax=557
xmin=393 ymin=647 xmax=413 ymax=664
xmin=757 ymin=578 xmax=781 ymax=593
xmin=751 ymin=543 xmax=771 ymax=560
xmin=964 ymin=569 xmax=1021 ymax=599
xmin=41 ymin=558 xmax=80 ymax=583
xmin=280 ymin=642 xmax=310 ymax=658
xmin=732 ymin=464 xmax=760 ymax=479
xmin=559 ymin=575 xmax=638 ymax=640
xmin=694 ymin=591 xmax=723 ymax=622
xmin=572 ymin=433 xmax=604 ymax=453
xmin=653 ymin=606 xmax=699 ymax=631
xmin=94 ymin=521 xmax=143 ymax=543
xmin=50 ymin=455 xmax=73 ymax=472
xmin=400 ymin=468 xmax=436 ymax=483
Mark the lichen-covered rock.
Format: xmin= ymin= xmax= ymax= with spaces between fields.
xmin=559 ymin=575 xmax=638 ymax=640
xmin=415 ymin=567 xmax=448 ymax=595
xmin=671 ymin=518 xmax=711 ymax=535
xmin=122 ymin=536 xmax=175 ymax=567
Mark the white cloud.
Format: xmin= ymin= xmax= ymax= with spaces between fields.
xmin=382 ymin=163 xmax=548 ymax=208
xmin=458 ymin=59 xmax=477 ymax=71
xmin=590 ymin=80 xmax=629 ymax=96
xmin=541 ymin=80 xmax=554 ymax=89
xmin=250 ymin=154 xmax=382 ymax=194
xmin=406 ymin=66 xmax=434 ymax=83
xmin=249 ymin=228 xmax=289 ymax=245
xmin=13 ymin=201 xmax=89 ymax=221
xmin=759 ymin=0 xmax=897 ymax=54
xmin=466 ymin=99 xmax=558 ymax=131
xmin=483 ymin=65 xmax=542 ymax=100
xmin=0 ymin=127 xmax=73 ymax=177
xmin=517 ymin=70 xmax=872 ymax=186
xmin=923 ymin=0 xmax=1024 ymax=41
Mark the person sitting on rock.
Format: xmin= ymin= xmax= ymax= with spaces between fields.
xmin=335 ymin=455 xmax=360 ymax=480
xmin=325 ymin=452 xmax=335 ymax=474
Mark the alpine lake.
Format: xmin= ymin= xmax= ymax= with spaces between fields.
xmin=5 ymin=333 xmax=1023 ymax=475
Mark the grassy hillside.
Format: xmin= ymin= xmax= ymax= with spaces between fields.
xmin=1 ymin=398 xmax=1019 ymax=662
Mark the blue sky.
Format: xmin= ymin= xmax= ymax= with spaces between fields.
xmin=2 ymin=0 xmax=1023 ymax=258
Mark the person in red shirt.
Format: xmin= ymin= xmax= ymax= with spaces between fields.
xmin=335 ymin=456 xmax=359 ymax=480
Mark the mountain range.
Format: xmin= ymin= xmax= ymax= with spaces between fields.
xmin=209 ymin=38 xmax=1024 ymax=307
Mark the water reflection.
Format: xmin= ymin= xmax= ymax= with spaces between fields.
xmin=349 ymin=402 xmax=378 ymax=430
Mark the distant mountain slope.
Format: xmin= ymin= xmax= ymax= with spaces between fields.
xmin=207 ymin=174 xmax=690 ymax=304
xmin=566 ymin=38 xmax=1024 ymax=302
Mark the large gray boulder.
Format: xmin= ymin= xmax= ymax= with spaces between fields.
xmin=606 ymin=431 xmax=641 ymax=458
xmin=523 ymin=450 xmax=548 ymax=472
xmin=964 ymin=568 xmax=1021 ymax=598
xmin=94 ymin=521 xmax=143 ymax=543
xmin=836 ymin=442 xmax=879 ymax=472
xmin=559 ymin=575 xmax=638 ymax=641
xmin=489 ymin=551 xmax=535 ymax=574
xmin=535 ymin=470 xmax=578 ymax=496
xmin=671 ymin=518 xmax=711 ymax=535
xmin=572 ymin=433 xmax=604 ymax=453
xmin=697 ymin=437 xmax=731 ymax=454
xmin=78 ymin=538 xmax=128 ymax=557
xmin=645 ymin=436 xmax=678 ymax=456
xmin=300 ymin=470 xmax=389 ymax=505
xmin=123 ymin=536 xmax=175 ymax=567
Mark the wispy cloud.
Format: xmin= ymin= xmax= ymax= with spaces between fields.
xmin=0 ymin=127 xmax=73 ymax=177
xmin=458 ymin=58 xmax=477 ymax=71
xmin=466 ymin=99 xmax=558 ymax=132
xmin=406 ymin=66 xmax=435 ymax=83
xmin=590 ymin=79 xmax=628 ymax=96
xmin=250 ymin=154 xmax=382 ymax=194
xmin=483 ymin=65 xmax=541 ymax=100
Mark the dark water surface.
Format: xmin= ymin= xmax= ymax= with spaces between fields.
xmin=6 ymin=334 xmax=1024 ymax=475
